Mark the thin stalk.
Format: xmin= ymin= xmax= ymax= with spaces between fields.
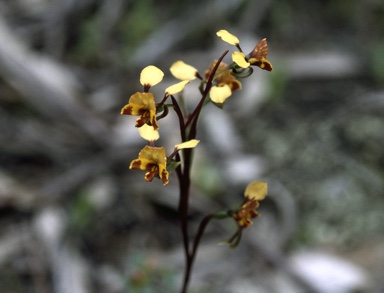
xmin=171 ymin=96 xmax=187 ymax=142
xmin=178 ymin=50 xmax=229 ymax=293
xmin=190 ymin=214 xmax=214 ymax=268
xmin=179 ymin=148 xmax=192 ymax=293
xmin=185 ymin=50 xmax=229 ymax=132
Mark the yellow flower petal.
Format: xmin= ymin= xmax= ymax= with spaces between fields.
xmin=170 ymin=61 xmax=198 ymax=81
xmin=175 ymin=139 xmax=200 ymax=150
xmin=232 ymin=51 xmax=250 ymax=68
xmin=210 ymin=85 xmax=232 ymax=104
xmin=127 ymin=92 xmax=156 ymax=110
xmin=140 ymin=65 xmax=164 ymax=87
xmin=165 ymin=80 xmax=190 ymax=97
xmin=216 ymin=30 xmax=239 ymax=45
xmin=138 ymin=124 xmax=160 ymax=141
xmin=244 ymin=181 xmax=267 ymax=201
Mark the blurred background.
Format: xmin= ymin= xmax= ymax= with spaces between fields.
xmin=0 ymin=0 xmax=384 ymax=292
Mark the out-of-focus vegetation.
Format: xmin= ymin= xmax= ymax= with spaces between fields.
xmin=0 ymin=0 xmax=384 ymax=292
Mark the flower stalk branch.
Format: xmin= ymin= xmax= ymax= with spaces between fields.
xmin=119 ymin=29 xmax=272 ymax=293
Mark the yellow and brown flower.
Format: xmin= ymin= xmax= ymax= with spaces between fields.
xmin=217 ymin=29 xmax=273 ymax=71
xmin=204 ymin=60 xmax=242 ymax=104
xmin=232 ymin=181 xmax=268 ymax=228
xmin=232 ymin=198 xmax=260 ymax=228
xmin=130 ymin=145 xmax=169 ymax=185
xmin=121 ymin=92 xmax=159 ymax=130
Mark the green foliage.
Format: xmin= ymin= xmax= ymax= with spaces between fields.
xmin=193 ymin=158 xmax=224 ymax=198
xmin=69 ymin=15 xmax=101 ymax=66
xmin=267 ymin=64 xmax=288 ymax=104
xmin=125 ymin=253 xmax=175 ymax=293
xmin=241 ymin=79 xmax=384 ymax=248
xmin=119 ymin=0 xmax=159 ymax=62
xmin=269 ymin=1 xmax=293 ymax=37
xmin=0 ymin=269 xmax=24 ymax=293
xmin=369 ymin=40 xmax=384 ymax=84
xmin=327 ymin=0 xmax=358 ymax=23
xmin=67 ymin=191 xmax=96 ymax=234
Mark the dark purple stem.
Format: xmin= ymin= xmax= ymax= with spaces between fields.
xmin=185 ymin=50 xmax=228 ymax=135
xmin=176 ymin=50 xmax=229 ymax=293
